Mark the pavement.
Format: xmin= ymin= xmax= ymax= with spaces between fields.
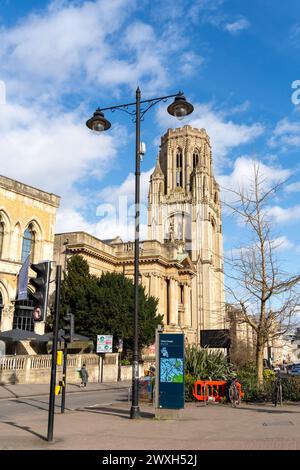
xmin=0 ymin=380 xmax=131 ymax=400
xmin=0 ymin=384 xmax=300 ymax=450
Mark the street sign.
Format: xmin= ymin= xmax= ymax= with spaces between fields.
xmin=157 ymin=333 xmax=185 ymax=409
xmin=200 ymin=329 xmax=230 ymax=348
xmin=97 ymin=334 xmax=113 ymax=353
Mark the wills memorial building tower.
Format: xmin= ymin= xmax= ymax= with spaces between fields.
xmin=148 ymin=125 xmax=225 ymax=337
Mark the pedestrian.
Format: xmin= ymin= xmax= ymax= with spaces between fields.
xmin=80 ymin=363 xmax=89 ymax=388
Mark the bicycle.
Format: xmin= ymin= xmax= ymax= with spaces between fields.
xmin=229 ymin=378 xmax=240 ymax=407
xmin=273 ymin=372 xmax=283 ymax=407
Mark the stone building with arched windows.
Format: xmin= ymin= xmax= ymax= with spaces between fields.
xmin=54 ymin=126 xmax=226 ymax=345
xmin=0 ymin=175 xmax=60 ymax=333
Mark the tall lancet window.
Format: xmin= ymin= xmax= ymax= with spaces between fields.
xmin=193 ymin=150 xmax=199 ymax=169
xmin=176 ymin=149 xmax=183 ymax=187
xmin=21 ymin=224 xmax=35 ymax=263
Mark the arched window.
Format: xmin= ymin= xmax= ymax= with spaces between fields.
xmin=0 ymin=219 xmax=4 ymax=258
xmin=0 ymin=291 xmax=3 ymax=324
xmin=21 ymin=224 xmax=35 ymax=263
xmin=176 ymin=149 xmax=183 ymax=187
xmin=193 ymin=150 xmax=199 ymax=169
xmin=13 ymin=288 xmax=34 ymax=331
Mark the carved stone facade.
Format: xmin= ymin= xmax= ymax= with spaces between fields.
xmin=0 ymin=175 xmax=60 ymax=334
xmin=54 ymin=125 xmax=226 ymax=344
xmin=148 ymin=126 xmax=225 ymax=333
xmin=54 ymin=232 xmax=197 ymax=343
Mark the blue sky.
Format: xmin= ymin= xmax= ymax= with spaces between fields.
xmin=0 ymin=0 xmax=300 ymax=282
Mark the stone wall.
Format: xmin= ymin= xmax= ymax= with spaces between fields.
xmin=0 ymin=353 xmax=151 ymax=385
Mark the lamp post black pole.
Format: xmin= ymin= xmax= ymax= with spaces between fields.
xmin=131 ymin=86 xmax=141 ymax=419
xmin=85 ymin=89 xmax=193 ymax=420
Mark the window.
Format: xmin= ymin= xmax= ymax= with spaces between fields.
xmin=0 ymin=220 xmax=4 ymax=258
xmin=193 ymin=151 xmax=199 ymax=169
xmin=176 ymin=150 xmax=183 ymax=187
xmin=13 ymin=292 xmax=34 ymax=331
xmin=21 ymin=224 xmax=35 ymax=263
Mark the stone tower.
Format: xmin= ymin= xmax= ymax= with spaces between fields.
xmin=148 ymin=125 xmax=225 ymax=334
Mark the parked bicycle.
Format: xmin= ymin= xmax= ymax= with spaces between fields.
xmin=273 ymin=370 xmax=283 ymax=407
xmin=228 ymin=377 xmax=240 ymax=407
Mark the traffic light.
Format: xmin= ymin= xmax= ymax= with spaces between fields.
xmin=29 ymin=261 xmax=51 ymax=322
xmin=62 ymin=312 xmax=74 ymax=343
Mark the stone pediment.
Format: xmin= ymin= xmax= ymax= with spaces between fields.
xmin=177 ymin=252 xmax=196 ymax=273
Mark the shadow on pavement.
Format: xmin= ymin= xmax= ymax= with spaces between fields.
xmin=3 ymin=420 xmax=46 ymax=441
xmin=81 ymin=405 xmax=154 ymax=420
xmin=13 ymin=398 xmax=63 ymax=412
xmin=237 ymin=406 xmax=300 ymax=414
xmin=0 ymin=385 xmax=18 ymax=398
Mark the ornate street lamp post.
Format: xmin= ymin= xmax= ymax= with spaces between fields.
xmin=86 ymin=88 xmax=193 ymax=419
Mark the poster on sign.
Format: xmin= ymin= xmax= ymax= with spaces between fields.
xmin=96 ymin=335 xmax=113 ymax=353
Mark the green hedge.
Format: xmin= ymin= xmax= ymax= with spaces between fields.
xmin=237 ymin=363 xmax=300 ymax=402
xmin=184 ymin=359 xmax=300 ymax=403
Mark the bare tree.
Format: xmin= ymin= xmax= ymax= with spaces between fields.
xmin=224 ymin=164 xmax=300 ymax=384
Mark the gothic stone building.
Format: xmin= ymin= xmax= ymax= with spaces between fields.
xmin=55 ymin=125 xmax=226 ymax=344
xmin=0 ymin=175 xmax=60 ymax=334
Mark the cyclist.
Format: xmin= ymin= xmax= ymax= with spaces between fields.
xmin=228 ymin=376 xmax=240 ymax=407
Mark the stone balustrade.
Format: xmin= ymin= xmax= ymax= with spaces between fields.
xmin=0 ymin=353 xmax=150 ymax=385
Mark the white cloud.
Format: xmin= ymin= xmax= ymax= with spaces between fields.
xmin=0 ymin=101 xmax=123 ymax=216
xmin=0 ymin=0 xmax=206 ymax=237
xmin=185 ymin=0 xmax=249 ymax=36
xmin=98 ymin=168 xmax=153 ymax=206
xmin=179 ymin=52 xmax=204 ymax=78
xmin=266 ymin=205 xmax=300 ymax=224
xmin=0 ymin=0 xmax=203 ymax=102
xmin=269 ymin=118 xmax=300 ymax=149
xmin=1 ymin=1 xmax=126 ymax=99
xmin=219 ymin=156 xmax=291 ymax=194
xmin=285 ymin=181 xmax=300 ymax=193
xmin=55 ymin=208 xmax=94 ymax=234
xmin=156 ymin=103 xmax=264 ymax=170
xmin=89 ymin=168 xmax=153 ymax=241
xmin=271 ymin=236 xmax=294 ymax=252
xmin=225 ymin=236 xmax=294 ymax=259
xmin=224 ymin=18 xmax=250 ymax=35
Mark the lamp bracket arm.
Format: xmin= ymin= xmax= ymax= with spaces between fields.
xmin=97 ymin=91 xmax=183 ymax=117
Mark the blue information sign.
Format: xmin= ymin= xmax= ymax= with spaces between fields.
xmin=158 ymin=333 xmax=184 ymax=409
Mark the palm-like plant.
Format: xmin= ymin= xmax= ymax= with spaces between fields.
xmin=185 ymin=344 xmax=232 ymax=380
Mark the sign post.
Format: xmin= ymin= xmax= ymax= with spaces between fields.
xmin=155 ymin=332 xmax=185 ymax=419
xmin=117 ymin=338 xmax=123 ymax=382
xmin=96 ymin=335 xmax=113 ymax=383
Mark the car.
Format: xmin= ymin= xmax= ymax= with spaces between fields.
xmin=290 ymin=364 xmax=300 ymax=376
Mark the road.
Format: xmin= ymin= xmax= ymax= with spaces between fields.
xmin=0 ymin=387 xmax=129 ymax=420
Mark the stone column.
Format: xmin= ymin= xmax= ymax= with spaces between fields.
xmin=184 ymin=284 xmax=192 ymax=327
xmin=169 ymin=278 xmax=178 ymax=326
xmin=157 ymin=276 xmax=164 ymax=318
